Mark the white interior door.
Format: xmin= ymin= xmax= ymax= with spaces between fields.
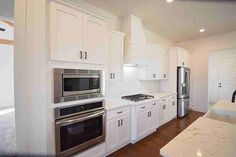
xmin=219 ymin=56 xmax=236 ymax=100
xmin=208 ymin=48 xmax=236 ymax=107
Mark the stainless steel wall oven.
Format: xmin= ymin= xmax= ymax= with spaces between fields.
xmin=54 ymin=69 xmax=104 ymax=103
xmin=55 ymin=100 xmax=105 ymax=157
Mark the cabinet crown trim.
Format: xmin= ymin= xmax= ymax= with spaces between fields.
xmin=51 ymin=0 xmax=109 ymax=22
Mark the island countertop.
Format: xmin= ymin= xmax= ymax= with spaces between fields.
xmin=160 ymin=117 xmax=236 ymax=157
xmin=211 ymin=100 xmax=236 ymax=113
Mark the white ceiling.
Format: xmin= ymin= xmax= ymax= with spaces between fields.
xmin=83 ymin=0 xmax=236 ymax=42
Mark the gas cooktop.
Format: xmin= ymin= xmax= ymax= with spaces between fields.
xmin=122 ymin=94 xmax=154 ymax=102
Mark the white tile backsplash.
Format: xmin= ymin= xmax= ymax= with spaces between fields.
xmin=106 ymin=66 xmax=160 ymax=98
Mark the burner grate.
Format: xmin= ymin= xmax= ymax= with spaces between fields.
xmin=122 ymin=94 xmax=154 ymax=102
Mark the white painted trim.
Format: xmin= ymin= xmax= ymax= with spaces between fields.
xmin=50 ymin=0 xmax=109 ymax=22
xmin=190 ymin=107 xmax=206 ymax=113
xmin=14 ymin=0 xmax=49 ymax=155
xmin=106 ymin=28 xmax=125 ymax=37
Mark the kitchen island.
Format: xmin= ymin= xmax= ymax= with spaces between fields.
xmin=160 ymin=117 xmax=236 ymax=157
xmin=160 ymin=100 xmax=236 ymax=157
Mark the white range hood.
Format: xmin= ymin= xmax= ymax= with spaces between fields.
xmin=121 ymin=15 xmax=150 ymax=66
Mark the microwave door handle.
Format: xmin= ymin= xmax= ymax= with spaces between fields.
xmin=63 ymin=75 xmax=99 ymax=78
xmin=56 ymin=110 xmax=105 ymax=126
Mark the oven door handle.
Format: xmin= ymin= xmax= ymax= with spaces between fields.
xmin=63 ymin=75 xmax=100 ymax=79
xmin=56 ymin=110 xmax=105 ymax=126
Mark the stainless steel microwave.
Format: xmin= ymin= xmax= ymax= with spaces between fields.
xmin=54 ymin=69 xmax=104 ymax=103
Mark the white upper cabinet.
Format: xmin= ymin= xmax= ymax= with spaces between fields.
xmin=157 ymin=48 xmax=169 ymax=79
xmin=177 ymin=47 xmax=190 ymax=68
xmin=84 ymin=15 xmax=106 ymax=64
xmin=106 ymin=30 xmax=125 ymax=80
xmin=139 ymin=43 xmax=169 ymax=80
xmin=50 ymin=2 xmax=106 ymax=64
xmin=50 ymin=2 xmax=84 ymax=62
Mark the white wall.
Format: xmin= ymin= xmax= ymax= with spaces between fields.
xmin=176 ymin=31 xmax=236 ymax=112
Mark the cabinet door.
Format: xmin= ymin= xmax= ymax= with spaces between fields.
xmin=137 ymin=110 xmax=148 ymax=139
xmin=148 ymin=105 xmax=159 ymax=131
xmin=159 ymin=50 xmax=168 ymax=79
xmin=119 ymin=115 xmax=130 ymax=145
xmin=171 ymin=100 xmax=177 ymax=119
xmin=163 ymin=103 xmax=169 ymax=124
xmin=178 ymin=48 xmax=189 ymax=67
xmin=50 ymin=2 xmax=84 ymax=62
xmin=159 ymin=103 xmax=164 ymax=126
xmin=109 ymin=32 xmax=124 ymax=80
xmin=84 ymin=15 xmax=106 ymax=64
xmin=106 ymin=118 xmax=119 ymax=153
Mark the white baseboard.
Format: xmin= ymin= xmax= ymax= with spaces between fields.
xmin=190 ymin=107 xmax=206 ymax=113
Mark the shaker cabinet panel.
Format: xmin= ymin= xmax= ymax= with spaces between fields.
xmin=84 ymin=16 xmax=106 ymax=64
xmin=107 ymin=30 xmax=125 ymax=80
xmin=177 ymin=48 xmax=189 ymax=68
xmin=137 ymin=110 xmax=149 ymax=140
xmin=50 ymin=2 xmax=84 ymax=62
xmin=50 ymin=2 xmax=106 ymax=64
xmin=106 ymin=118 xmax=119 ymax=153
xmin=106 ymin=107 xmax=130 ymax=155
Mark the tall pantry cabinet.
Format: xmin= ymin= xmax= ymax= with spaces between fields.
xmin=160 ymin=47 xmax=190 ymax=93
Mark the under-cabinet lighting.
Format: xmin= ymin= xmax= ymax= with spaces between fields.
xmin=166 ymin=0 xmax=174 ymax=3
xmin=0 ymin=108 xmax=14 ymax=116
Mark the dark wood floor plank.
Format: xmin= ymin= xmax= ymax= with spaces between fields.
xmin=108 ymin=111 xmax=205 ymax=157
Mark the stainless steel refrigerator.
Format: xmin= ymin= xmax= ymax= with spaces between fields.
xmin=177 ymin=67 xmax=190 ymax=117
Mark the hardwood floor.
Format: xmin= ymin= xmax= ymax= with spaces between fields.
xmin=108 ymin=111 xmax=205 ymax=157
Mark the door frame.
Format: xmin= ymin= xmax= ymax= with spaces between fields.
xmin=208 ymin=47 xmax=236 ymax=110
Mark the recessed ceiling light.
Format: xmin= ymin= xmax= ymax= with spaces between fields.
xmin=166 ymin=0 xmax=174 ymax=3
xmin=199 ymin=29 xmax=205 ymax=33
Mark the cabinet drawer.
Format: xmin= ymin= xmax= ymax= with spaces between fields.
xmin=159 ymin=98 xmax=168 ymax=104
xmin=136 ymin=103 xmax=151 ymax=112
xmin=169 ymin=95 xmax=177 ymax=101
xmin=107 ymin=107 xmax=130 ymax=120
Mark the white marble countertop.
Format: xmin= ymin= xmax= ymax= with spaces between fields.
xmin=160 ymin=117 xmax=236 ymax=157
xmin=52 ymin=92 xmax=176 ymax=110
xmin=105 ymin=92 xmax=176 ymax=111
xmin=211 ymin=100 xmax=236 ymax=113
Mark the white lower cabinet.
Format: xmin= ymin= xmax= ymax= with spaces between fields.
xmin=159 ymin=95 xmax=177 ymax=126
xmin=131 ymin=101 xmax=159 ymax=143
xmin=106 ymin=107 xmax=131 ymax=155
xmin=137 ymin=109 xmax=149 ymax=140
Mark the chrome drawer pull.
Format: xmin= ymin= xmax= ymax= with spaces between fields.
xmin=117 ymin=111 xmax=123 ymax=114
xmin=141 ymin=106 xmax=146 ymax=109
